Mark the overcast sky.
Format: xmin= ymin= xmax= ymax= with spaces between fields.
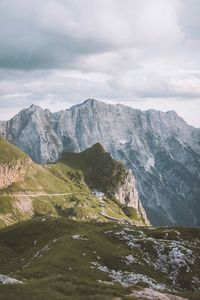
xmin=0 ymin=0 xmax=199 ymax=127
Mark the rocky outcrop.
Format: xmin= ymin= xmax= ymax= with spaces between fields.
xmin=0 ymin=274 xmax=22 ymax=285
xmin=0 ymin=121 xmax=6 ymax=139
xmin=115 ymin=169 xmax=150 ymax=225
xmin=0 ymin=158 xmax=31 ymax=189
xmin=1 ymin=99 xmax=200 ymax=226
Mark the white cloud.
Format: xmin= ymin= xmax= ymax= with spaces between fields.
xmin=109 ymin=71 xmax=200 ymax=98
xmin=37 ymin=0 xmax=184 ymax=48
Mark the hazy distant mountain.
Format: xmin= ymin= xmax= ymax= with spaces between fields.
xmin=1 ymin=99 xmax=200 ymax=226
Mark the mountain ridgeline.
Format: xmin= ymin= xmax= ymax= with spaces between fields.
xmin=0 ymin=99 xmax=200 ymax=226
xmin=0 ymin=138 xmax=148 ymax=228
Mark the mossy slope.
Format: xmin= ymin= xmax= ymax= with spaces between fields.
xmin=0 ymin=138 xmax=27 ymax=163
xmin=59 ymin=143 xmax=126 ymax=196
xmin=0 ymin=217 xmax=199 ymax=300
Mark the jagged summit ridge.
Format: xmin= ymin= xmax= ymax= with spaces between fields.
xmin=0 ymin=99 xmax=200 ymax=226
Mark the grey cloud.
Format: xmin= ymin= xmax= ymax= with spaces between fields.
xmin=180 ymin=0 xmax=200 ymax=39
xmin=0 ymin=0 xmax=115 ymax=70
xmin=0 ymin=0 xmax=184 ymax=70
xmin=109 ymin=72 xmax=200 ymax=99
xmin=0 ymin=24 xmax=109 ymax=70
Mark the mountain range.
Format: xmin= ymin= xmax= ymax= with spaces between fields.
xmin=0 ymin=99 xmax=200 ymax=226
xmin=0 ymin=104 xmax=200 ymax=300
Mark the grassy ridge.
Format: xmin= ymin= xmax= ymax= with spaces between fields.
xmin=0 ymin=141 xmax=146 ymax=228
xmin=59 ymin=143 xmax=127 ymax=196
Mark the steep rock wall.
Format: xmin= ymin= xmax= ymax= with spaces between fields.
xmin=115 ymin=169 xmax=150 ymax=225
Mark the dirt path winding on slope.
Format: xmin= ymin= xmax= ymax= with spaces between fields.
xmin=0 ymin=193 xmax=79 ymax=197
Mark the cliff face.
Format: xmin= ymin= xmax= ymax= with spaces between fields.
xmin=115 ymin=169 xmax=150 ymax=225
xmin=0 ymin=158 xmax=31 ymax=189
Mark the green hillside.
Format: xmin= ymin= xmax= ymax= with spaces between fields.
xmin=0 ymin=217 xmax=199 ymax=300
xmin=0 ymin=140 xmax=146 ymax=228
xmin=0 ymin=138 xmax=27 ymax=163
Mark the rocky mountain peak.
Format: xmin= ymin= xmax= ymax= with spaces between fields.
xmin=29 ymin=103 xmax=41 ymax=109
xmin=83 ymin=98 xmax=98 ymax=106
xmin=27 ymin=104 xmax=43 ymax=114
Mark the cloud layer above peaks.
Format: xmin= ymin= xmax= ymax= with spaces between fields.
xmin=0 ymin=0 xmax=200 ymax=126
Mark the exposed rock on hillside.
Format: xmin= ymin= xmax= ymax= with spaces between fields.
xmin=0 ymin=137 xmax=31 ymax=188
xmin=115 ymin=169 xmax=149 ymax=225
xmin=0 ymin=158 xmax=31 ymax=189
xmin=0 ymin=274 xmax=22 ymax=285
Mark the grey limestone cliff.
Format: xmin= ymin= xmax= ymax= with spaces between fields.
xmin=115 ymin=169 xmax=149 ymax=225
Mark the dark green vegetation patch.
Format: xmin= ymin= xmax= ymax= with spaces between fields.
xmin=60 ymin=143 xmax=127 ymax=196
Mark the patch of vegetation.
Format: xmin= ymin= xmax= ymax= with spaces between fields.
xmin=60 ymin=143 xmax=127 ymax=196
xmin=0 ymin=138 xmax=27 ymax=163
xmin=122 ymin=206 xmax=141 ymax=220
